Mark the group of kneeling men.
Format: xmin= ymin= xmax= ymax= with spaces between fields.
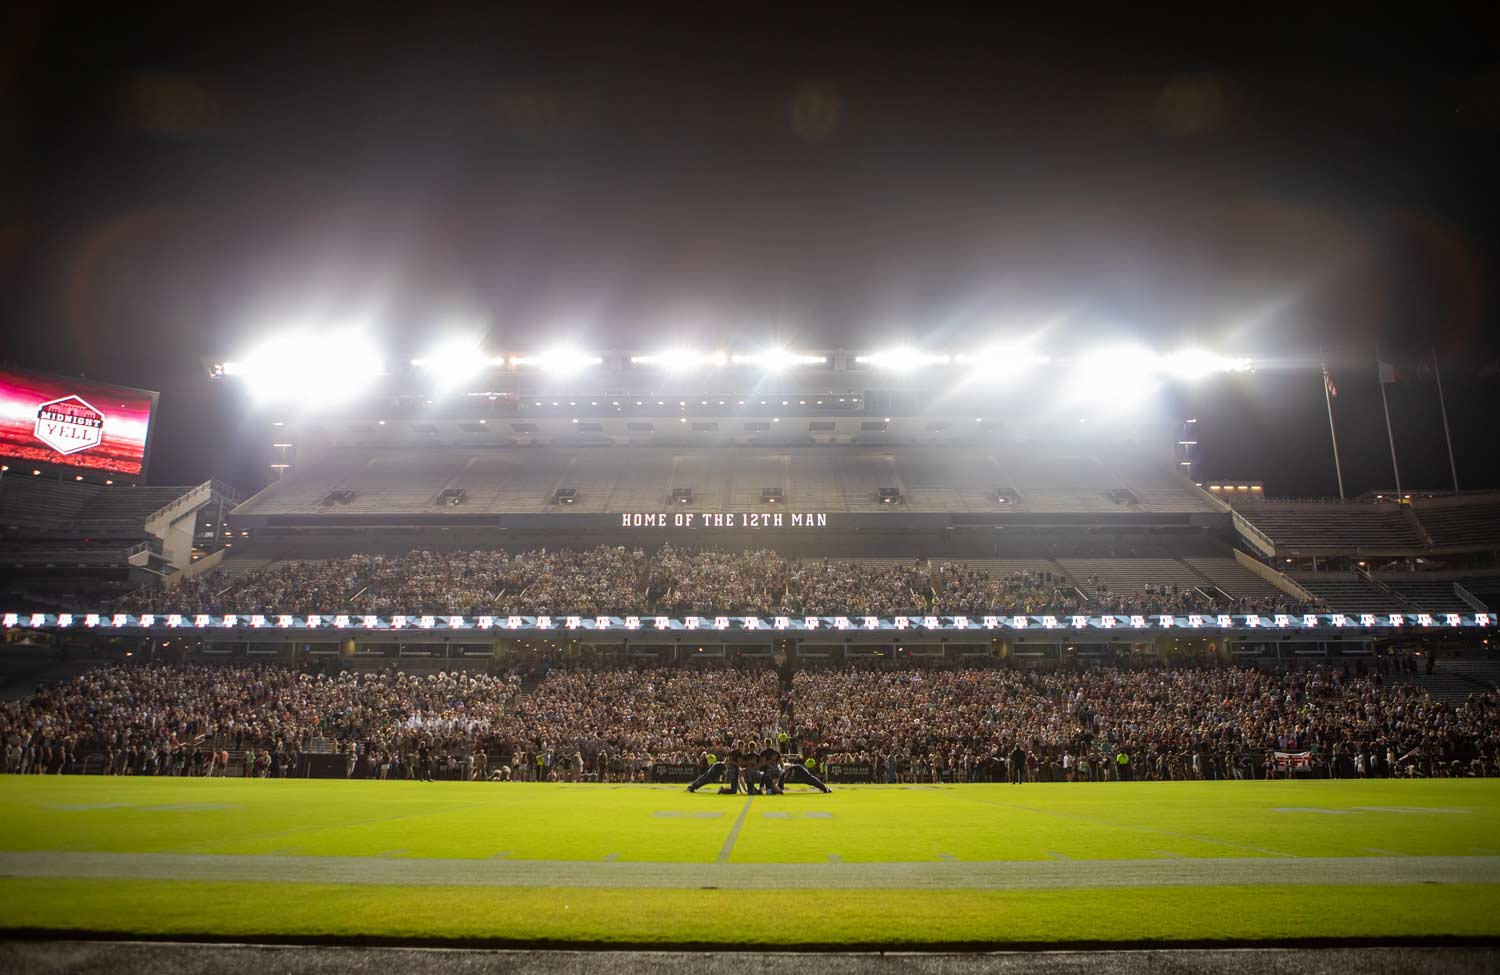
xmin=686 ymin=739 xmax=832 ymax=795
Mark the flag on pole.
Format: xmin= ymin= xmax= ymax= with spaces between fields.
xmin=1321 ymin=356 xmax=1345 ymax=500
xmin=1378 ymin=360 xmax=1404 ymax=384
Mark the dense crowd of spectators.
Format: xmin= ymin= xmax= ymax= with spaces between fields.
xmin=780 ymin=559 xmax=930 ymax=616
xmin=121 ymin=547 xmax=648 ymax=617
xmin=113 ymin=547 xmax=1329 ymax=618
xmin=0 ymin=663 xmax=522 ymax=778
xmin=933 ymin=564 xmax=1085 ymax=615
xmin=4 ymin=657 xmax=1497 ymax=782
xmin=505 ymin=667 xmax=780 ymax=780
xmin=790 ymin=661 xmax=1498 ymax=782
xmin=651 ymin=546 xmax=786 ymax=614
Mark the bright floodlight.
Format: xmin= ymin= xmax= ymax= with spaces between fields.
xmin=412 ymin=336 xmax=499 ymax=393
xmin=855 ymin=347 xmax=952 ymax=372
xmin=224 ymin=330 xmax=383 ymax=407
xmin=630 ymin=349 xmax=730 ymax=372
xmin=954 ymin=342 xmax=1050 ymax=380
xmin=1159 ymin=349 xmax=1253 ymax=381
xmin=1065 ymin=345 xmax=1160 ymax=410
xmin=510 ymin=347 xmax=603 ymax=374
xmin=731 ymin=349 xmax=826 ymax=371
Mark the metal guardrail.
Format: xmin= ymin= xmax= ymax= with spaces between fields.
xmin=1232 ymin=548 xmax=1313 ymax=602
xmin=1178 ymin=473 xmax=1277 ymax=559
xmin=1231 ymin=510 xmax=1277 ymax=559
xmin=1358 ymin=567 xmax=1413 ymax=609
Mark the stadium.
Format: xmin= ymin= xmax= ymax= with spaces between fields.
xmin=7 ymin=9 xmax=1500 ymax=972
xmin=2 ymin=345 xmax=1499 ymax=958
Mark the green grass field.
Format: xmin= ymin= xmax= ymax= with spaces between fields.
xmin=2 ymin=776 xmax=1498 ymax=946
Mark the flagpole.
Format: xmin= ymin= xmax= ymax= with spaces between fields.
xmin=1433 ymin=347 xmax=1459 ymax=491
xmin=1377 ymin=348 xmax=1403 ymax=499
xmin=1321 ymin=354 xmax=1345 ymax=500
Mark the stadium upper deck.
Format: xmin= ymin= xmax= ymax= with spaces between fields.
xmin=0 ymin=476 xmax=242 ymax=607
xmin=232 ymin=444 xmax=1215 ymax=519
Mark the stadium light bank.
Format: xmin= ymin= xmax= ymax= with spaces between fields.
xmin=212 ymin=338 xmax=1250 ymax=402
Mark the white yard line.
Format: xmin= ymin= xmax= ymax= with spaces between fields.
xmin=1 ymin=851 xmax=1496 ymax=891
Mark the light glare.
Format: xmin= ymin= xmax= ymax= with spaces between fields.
xmin=631 ymin=349 xmax=729 ymax=372
xmin=1065 ymin=345 xmax=1159 ymax=410
xmin=731 ymin=349 xmax=826 ymax=371
xmin=510 ymin=347 xmax=603 ymax=374
xmin=1160 ymin=349 xmax=1253 ymax=381
xmin=411 ymin=336 xmax=499 ymax=393
xmin=227 ymin=330 xmax=382 ymax=406
xmin=856 ymin=347 xmax=951 ymax=372
xmin=954 ymin=342 xmax=1050 ymax=379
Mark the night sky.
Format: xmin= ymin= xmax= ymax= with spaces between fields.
xmin=1 ymin=6 xmax=1497 ymax=497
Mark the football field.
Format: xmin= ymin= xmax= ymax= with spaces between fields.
xmin=2 ymin=776 xmax=1498 ymax=946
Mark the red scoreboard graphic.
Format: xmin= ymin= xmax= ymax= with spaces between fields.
xmin=0 ymin=369 xmax=157 ymax=478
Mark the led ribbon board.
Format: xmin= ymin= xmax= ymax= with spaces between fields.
xmin=8 ymin=611 xmax=1494 ymax=633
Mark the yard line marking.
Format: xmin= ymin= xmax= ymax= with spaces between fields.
xmin=938 ymin=853 xmax=956 ymax=862
xmin=1151 ymin=850 xmax=1185 ymax=859
xmin=1046 ymin=851 xmax=1071 ymax=861
xmin=6 ymin=851 xmax=1496 ymax=891
xmin=377 ymin=850 xmax=406 ymax=858
xmin=1363 ymin=848 xmax=1403 ymax=857
xmin=490 ymin=851 xmax=511 ymax=859
xmin=1472 ymin=847 xmax=1499 ymax=855
xmin=715 ymin=798 xmax=753 ymax=864
xmin=602 ymin=853 xmax=620 ymax=862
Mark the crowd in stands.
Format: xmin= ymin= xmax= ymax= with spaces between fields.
xmin=0 ymin=663 xmax=523 ymax=779
xmin=112 ymin=547 xmax=1321 ymax=619
xmin=505 ymin=667 xmax=780 ymax=780
xmin=3 ymin=657 xmax=1497 ymax=782
xmin=651 ymin=548 xmax=929 ymax=616
xmin=779 ymin=559 xmax=930 ymax=617
xmin=651 ymin=546 xmax=786 ymax=615
xmin=790 ymin=661 xmax=1497 ymax=782
xmin=934 ymin=564 xmax=1085 ymax=615
xmin=120 ymin=547 xmax=649 ymax=617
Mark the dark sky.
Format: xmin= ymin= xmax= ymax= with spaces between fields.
xmin=1 ymin=5 xmax=1497 ymax=496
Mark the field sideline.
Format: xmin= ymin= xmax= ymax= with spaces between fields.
xmin=1 ymin=776 xmax=1498 ymax=946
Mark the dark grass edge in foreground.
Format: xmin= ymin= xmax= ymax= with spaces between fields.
xmin=6 ymin=930 xmax=1500 ymax=953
